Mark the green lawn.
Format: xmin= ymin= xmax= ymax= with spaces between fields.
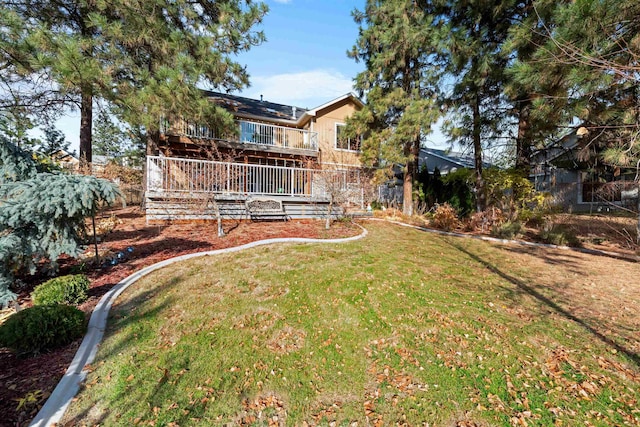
xmin=63 ymin=222 xmax=640 ymax=426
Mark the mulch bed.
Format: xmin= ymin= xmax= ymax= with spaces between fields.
xmin=0 ymin=207 xmax=360 ymax=426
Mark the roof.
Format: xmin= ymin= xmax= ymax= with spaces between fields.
xmin=202 ymin=91 xmax=308 ymax=123
xmin=421 ymin=148 xmax=475 ymax=169
xmin=304 ymin=93 xmax=365 ymax=117
xmin=420 ymin=148 xmax=492 ymax=173
xmin=202 ymin=91 xmax=364 ymax=125
xmin=49 ymin=149 xmax=78 ymax=163
xmin=531 ymin=126 xmax=582 ymax=165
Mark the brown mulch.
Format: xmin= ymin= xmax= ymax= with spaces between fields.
xmin=0 ymin=207 xmax=361 ymax=427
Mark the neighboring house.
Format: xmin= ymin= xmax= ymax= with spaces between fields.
xmin=49 ymin=149 xmax=79 ymax=171
xmin=146 ymin=92 xmax=365 ymax=220
xmin=92 ymin=155 xmax=109 ymax=175
xmin=531 ymin=126 xmax=638 ymax=212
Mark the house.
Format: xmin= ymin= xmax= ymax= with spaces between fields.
xmin=49 ymin=149 xmax=79 ymax=171
xmin=531 ymin=126 xmax=638 ymax=212
xmin=146 ymin=92 xmax=366 ymax=221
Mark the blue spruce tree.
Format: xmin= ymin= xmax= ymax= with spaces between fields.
xmin=0 ymin=137 xmax=121 ymax=304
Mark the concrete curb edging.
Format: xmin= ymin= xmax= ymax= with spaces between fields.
xmin=29 ymin=226 xmax=368 ymax=427
xmin=368 ymin=217 xmax=639 ymax=263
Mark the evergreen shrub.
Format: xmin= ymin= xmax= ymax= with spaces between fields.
xmin=31 ymin=274 xmax=90 ymax=306
xmin=539 ymin=224 xmax=582 ymax=247
xmin=0 ymin=305 xmax=86 ymax=356
xmin=416 ymin=167 xmax=475 ymax=217
xmin=491 ymin=221 xmax=522 ymax=239
xmin=0 ymin=138 xmax=121 ymax=305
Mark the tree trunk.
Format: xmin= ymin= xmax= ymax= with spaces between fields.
xmin=214 ymin=197 xmax=224 ymax=237
xmin=325 ymin=194 xmax=334 ymax=230
xmin=403 ymin=165 xmax=413 ymax=216
xmin=402 ymin=134 xmax=420 ymax=216
xmin=146 ymin=130 xmax=160 ymax=156
xmin=515 ymin=97 xmax=532 ymax=172
xmin=473 ymin=93 xmax=485 ymax=212
xmin=79 ymin=89 xmax=93 ymax=171
xmin=207 ymin=196 xmax=224 ymax=237
xmin=636 ymin=180 xmax=640 ymax=246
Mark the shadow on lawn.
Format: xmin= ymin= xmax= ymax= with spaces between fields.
xmin=501 ymin=244 xmax=587 ymax=273
xmin=443 ymin=239 xmax=640 ymax=368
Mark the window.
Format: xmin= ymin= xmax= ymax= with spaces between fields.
xmin=335 ymin=123 xmax=361 ymax=152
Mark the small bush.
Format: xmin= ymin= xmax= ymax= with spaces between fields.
xmin=431 ymin=203 xmax=460 ymax=231
xmin=31 ymin=274 xmax=90 ymax=306
xmin=491 ymin=221 xmax=522 ymax=239
xmin=370 ymin=200 xmax=383 ymax=210
xmin=466 ymin=208 xmax=505 ymax=232
xmin=0 ymin=304 xmax=86 ymax=356
xmin=539 ymin=224 xmax=582 ymax=247
xmin=519 ymin=208 xmax=545 ymax=227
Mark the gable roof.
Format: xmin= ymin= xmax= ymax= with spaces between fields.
xmin=420 ymin=147 xmax=492 ymax=174
xmin=49 ymin=149 xmax=78 ymax=162
xmin=203 ymin=91 xmax=363 ymax=126
xmin=303 ymin=93 xmax=365 ymax=117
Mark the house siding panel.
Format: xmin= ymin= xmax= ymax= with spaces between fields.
xmin=314 ymin=101 xmax=362 ymax=169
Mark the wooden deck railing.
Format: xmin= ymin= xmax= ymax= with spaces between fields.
xmin=161 ymin=118 xmax=318 ymax=151
xmin=146 ymin=156 xmax=361 ymax=202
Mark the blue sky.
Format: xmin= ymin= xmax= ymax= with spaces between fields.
xmin=237 ymin=0 xmax=364 ymax=108
xmin=49 ymin=0 xmax=448 ymax=152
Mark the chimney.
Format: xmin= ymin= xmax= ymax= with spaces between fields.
xmin=292 ymin=106 xmax=297 ymax=118
xmin=260 ymin=94 xmax=263 ymax=102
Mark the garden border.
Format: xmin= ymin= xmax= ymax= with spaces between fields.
xmin=29 ymin=226 xmax=368 ymax=427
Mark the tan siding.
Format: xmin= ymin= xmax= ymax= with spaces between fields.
xmin=314 ymin=100 xmax=362 ymax=169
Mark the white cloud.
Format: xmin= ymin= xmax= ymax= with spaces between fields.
xmin=244 ymin=69 xmax=355 ymax=108
xmin=272 ymin=0 xmax=292 ymax=4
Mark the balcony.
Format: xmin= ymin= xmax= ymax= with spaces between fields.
xmin=161 ymin=118 xmax=318 ymax=153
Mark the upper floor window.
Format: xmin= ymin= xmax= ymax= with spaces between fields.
xmin=335 ymin=123 xmax=361 ymax=152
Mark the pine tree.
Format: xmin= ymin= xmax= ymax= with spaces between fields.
xmin=94 ymin=108 xmax=146 ymax=166
xmin=503 ymin=0 xmax=571 ymax=172
xmin=526 ymin=0 xmax=640 ymax=242
xmin=348 ymin=0 xmax=440 ymax=216
xmin=0 ymin=0 xmax=267 ymax=166
xmin=434 ymin=0 xmax=518 ymax=212
xmin=0 ymin=110 xmax=41 ymax=150
xmin=41 ymin=121 xmax=72 ymax=155
xmin=0 ymin=137 xmax=121 ymax=305
xmin=93 ymin=109 xmax=129 ymax=159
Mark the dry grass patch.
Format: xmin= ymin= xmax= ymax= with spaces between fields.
xmin=266 ymin=326 xmax=307 ymax=354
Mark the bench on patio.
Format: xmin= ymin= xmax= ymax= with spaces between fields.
xmin=245 ymin=198 xmax=289 ymax=221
